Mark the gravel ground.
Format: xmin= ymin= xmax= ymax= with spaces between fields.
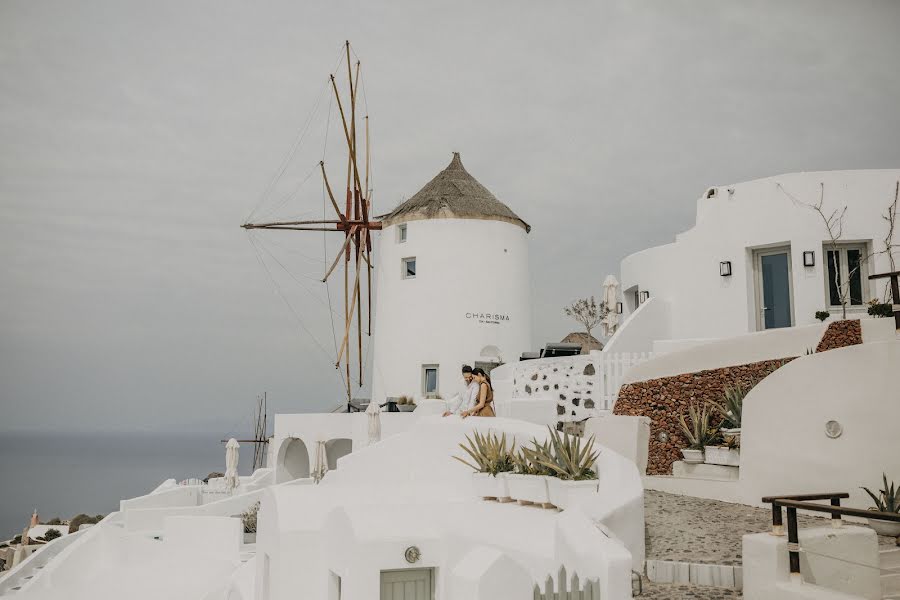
xmin=638 ymin=579 xmax=742 ymax=599
xmin=644 ymin=489 xmax=896 ymax=566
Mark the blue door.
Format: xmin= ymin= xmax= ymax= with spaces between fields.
xmin=760 ymin=251 xmax=792 ymax=329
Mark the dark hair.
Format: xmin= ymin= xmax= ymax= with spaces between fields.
xmin=471 ymin=367 xmax=492 ymax=389
xmin=461 ymin=365 xmax=473 ymax=374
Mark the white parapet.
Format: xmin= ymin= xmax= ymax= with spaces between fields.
xmin=743 ymin=526 xmax=881 ymax=600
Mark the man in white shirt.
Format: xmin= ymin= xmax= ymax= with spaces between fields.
xmin=443 ymin=365 xmax=480 ymax=416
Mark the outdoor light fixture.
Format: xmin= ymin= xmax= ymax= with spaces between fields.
xmin=803 ymin=251 xmax=815 ymax=267
xmin=616 ymin=301 xmax=623 ymax=314
xmin=639 ymin=291 xmax=650 ymax=303
xmin=719 ymin=261 xmax=732 ymax=277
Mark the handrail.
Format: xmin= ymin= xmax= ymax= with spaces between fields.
xmin=762 ymin=492 xmax=900 ymax=576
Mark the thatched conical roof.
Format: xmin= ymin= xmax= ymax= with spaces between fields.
xmin=380 ymin=153 xmax=530 ymax=232
xmin=560 ymin=332 xmax=603 ymax=353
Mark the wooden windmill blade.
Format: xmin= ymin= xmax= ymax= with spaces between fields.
xmin=241 ymin=41 xmax=380 ymax=407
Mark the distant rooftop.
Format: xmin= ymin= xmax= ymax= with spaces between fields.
xmin=380 ymin=153 xmax=530 ymax=232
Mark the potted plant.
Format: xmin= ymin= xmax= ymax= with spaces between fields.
xmin=867 ymin=299 xmax=894 ymax=318
xmin=534 ymin=427 xmax=599 ymax=510
xmin=712 ymin=382 xmax=748 ymax=447
xmin=454 ymin=430 xmax=515 ymax=501
xmin=678 ymin=404 xmax=714 ymax=463
xmin=397 ymin=395 xmax=416 ymax=412
xmin=505 ymin=439 xmax=555 ymax=507
xmin=862 ymin=474 xmax=900 ymax=537
xmin=241 ymin=501 xmax=259 ymax=544
xmin=815 ymin=310 xmax=830 ymax=322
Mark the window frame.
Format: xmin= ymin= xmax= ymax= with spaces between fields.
xmin=397 ymin=223 xmax=407 ymax=243
xmin=401 ymin=256 xmax=416 ymax=279
xmin=422 ymin=364 xmax=439 ymax=396
xmin=823 ymin=243 xmax=870 ymax=309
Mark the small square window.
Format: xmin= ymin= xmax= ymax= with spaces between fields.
xmin=402 ymin=257 xmax=416 ymax=279
xmin=422 ymin=365 xmax=439 ymax=396
xmin=398 ymin=224 xmax=407 ymax=243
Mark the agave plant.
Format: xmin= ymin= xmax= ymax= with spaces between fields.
xmin=512 ymin=439 xmax=556 ymax=476
xmin=532 ymin=427 xmax=599 ymax=481
xmin=715 ymin=383 xmax=751 ymax=429
xmin=454 ymin=430 xmax=515 ymax=476
xmin=678 ymin=404 xmax=716 ymax=450
xmin=862 ymin=474 xmax=900 ymax=513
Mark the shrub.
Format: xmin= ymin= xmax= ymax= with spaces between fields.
xmin=42 ymin=529 xmax=62 ymax=541
xmin=45 ymin=517 xmax=62 ymax=525
xmin=69 ymin=513 xmax=104 ymax=532
xmin=12 ymin=535 xmax=21 ymax=544
xmin=815 ymin=310 xmax=830 ymax=322
xmin=867 ymin=300 xmax=893 ymax=318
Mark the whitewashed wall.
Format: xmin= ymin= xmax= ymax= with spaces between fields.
xmin=739 ymin=339 xmax=900 ymax=508
xmin=619 ymin=169 xmax=900 ymax=353
xmin=371 ymin=218 xmax=532 ymax=404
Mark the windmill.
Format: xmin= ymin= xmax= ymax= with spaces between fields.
xmin=242 ymin=41 xmax=381 ymax=409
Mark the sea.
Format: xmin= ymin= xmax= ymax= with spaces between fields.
xmin=0 ymin=431 xmax=257 ymax=539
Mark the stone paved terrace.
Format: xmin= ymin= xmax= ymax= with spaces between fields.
xmin=641 ymin=489 xmax=897 ymax=599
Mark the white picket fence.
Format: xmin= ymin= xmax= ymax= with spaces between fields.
xmin=594 ymin=351 xmax=653 ymax=409
xmin=534 ymin=566 xmax=602 ymax=599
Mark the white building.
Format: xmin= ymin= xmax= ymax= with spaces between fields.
xmin=371 ymin=153 xmax=532 ymax=403
xmin=607 ymin=169 xmax=900 ymax=354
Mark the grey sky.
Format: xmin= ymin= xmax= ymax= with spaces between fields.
xmin=2 ymin=0 xmax=899 ymax=433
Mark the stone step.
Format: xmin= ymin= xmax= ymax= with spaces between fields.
xmin=672 ymin=461 xmax=739 ymax=481
xmin=645 ymin=558 xmax=742 ymax=589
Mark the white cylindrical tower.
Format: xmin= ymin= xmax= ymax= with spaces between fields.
xmin=371 ymin=153 xmax=532 ymax=403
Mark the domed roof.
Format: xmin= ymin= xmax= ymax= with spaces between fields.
xmin=380 ymin=153 xmax=530 ymax=232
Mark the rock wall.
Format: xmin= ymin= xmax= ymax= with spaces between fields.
xmin=613 ymin=319 xmax=866 ymax=475
xmin=614 ymin=359 xmax=791 ymax=475
xmin=816 ymin=318 xmax=863 ymax=352
xmin=511 ymin=354 xmax=600 ymax=428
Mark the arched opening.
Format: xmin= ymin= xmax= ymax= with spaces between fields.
xmin=324 ymin=438 xmax=352 ymax=470
xmin=277 ymin=438 xmax=310 ymax=483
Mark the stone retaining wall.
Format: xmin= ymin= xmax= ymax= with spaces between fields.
xmin=614 ymin=359 xmax=790 ymax=475
xmin=613 ymin=319 xmax=866 ymax=475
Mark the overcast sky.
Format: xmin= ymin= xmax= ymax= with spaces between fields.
xmin=2 ymin=0 xmax=899 ymax=433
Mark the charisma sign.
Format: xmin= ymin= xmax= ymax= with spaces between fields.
xmin=465 ymin=312 xmax=510 ymax=325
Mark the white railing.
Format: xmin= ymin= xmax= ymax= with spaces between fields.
xmin=534 ymin=566 xmax=602 ymax=599
xmin=594 ymin=351 xmax=653 ymax=409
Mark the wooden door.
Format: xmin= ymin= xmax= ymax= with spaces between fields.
xmin=380 ymin=568 xmax=433 ymax=600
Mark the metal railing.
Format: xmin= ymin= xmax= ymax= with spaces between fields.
xmin=762 ymin=492 xmax=900 ymax=575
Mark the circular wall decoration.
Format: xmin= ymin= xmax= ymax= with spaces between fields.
xmin=404 ymin=546 xmax=421 ymax=564
xmin=825 ymin=420 xmax=843 ymax=439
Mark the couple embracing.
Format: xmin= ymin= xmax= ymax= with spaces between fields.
xmin=443 ymin=364 xmax=494 ymax=418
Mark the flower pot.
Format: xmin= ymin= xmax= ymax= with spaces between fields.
xmin=681 ymin=448 xmax=704 ymax=464
xmin=867 ymin=517 xmax=900 ymax=537
xmin=472 ymin=472 xmax=510 ymax=501
xmin=397 ymin=404 xmax=416 ymax=412
xmin=704 ymin=446 xmax=740 ymax=466
xmin=720 ymin=428 xmax=741 ymax=446
xmin=547 ymin=477 xmax=598 ymax=510
xmin=243 ymin=532 xmax=257 ymax=544
xmin=505 ymin=474 xmax=551 ymax=507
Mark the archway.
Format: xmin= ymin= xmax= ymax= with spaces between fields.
xmin=324 ymin=438 xmax=352 ymax=470
xmin=277 ymin=438 xmax=310 ymax=483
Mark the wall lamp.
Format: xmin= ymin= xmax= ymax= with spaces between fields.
xmin=803 ymin=251 xmax=815 ymax=267
xmin=639 ymin=291 xmax=650 ymax=303
xmin=616 ymin=301 xmax=623 ymax=314
xmin=719 ymin=261 xmax=732 ymax=277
